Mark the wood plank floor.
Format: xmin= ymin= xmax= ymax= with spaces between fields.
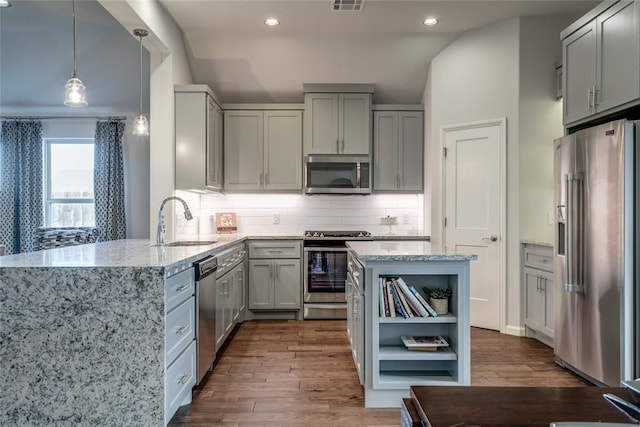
xmin=169 ymin=320 xmax=589 ymax=427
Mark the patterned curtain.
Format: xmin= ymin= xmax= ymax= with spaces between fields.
xmin=94 ymin=120 xmax=126 ymax=241
xmin=0 ymin=120 xmax=44 ymax=254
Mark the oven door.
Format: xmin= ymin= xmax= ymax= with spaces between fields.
xmin=303 ymin=246 xmax=348 ymax=303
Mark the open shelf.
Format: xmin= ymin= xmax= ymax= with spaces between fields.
xmin=377 ymin=370 xmax=459 ymax=386
xmin=378 ymin=345 xmax=458 ymax=361
xmin=378 ymin=313 xmax=457 ymax=324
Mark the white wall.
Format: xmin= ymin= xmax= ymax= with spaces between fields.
xmin=424 ymin=18 xmax=520 ymax=333
xmin=519 ymin=16 xmax=572 ymax=245
xmin=173 ymin=192 xmax=424 ymax=240
xmin=99 ymin=0 xmax=194 ymax=240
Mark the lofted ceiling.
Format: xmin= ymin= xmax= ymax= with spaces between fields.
xmin=159 ymin=0 xmax=599 ymax=104
xmin=0 ymin=0 xmax=148 ymax=116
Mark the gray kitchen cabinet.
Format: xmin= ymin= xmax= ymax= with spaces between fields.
xmin=373 ymin=110 xmax=423 ymax=192
xmin=523 ymin=244 xmax=554 ymax=346
xmin=563 ymin=1 xmax=640 ymax=124
xmin=224 ymin=110 xmax=302 ymax=191
xmin=248 ymin=241 xmax=301 ymax=311
xmin=175 ymin=85 xmax=223 ymax=192
xmin=304 ymin=93 xmax=371 ymax=155
xmin=214 ymin=244 xmax=247 ymax=352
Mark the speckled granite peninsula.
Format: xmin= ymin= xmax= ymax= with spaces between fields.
xmin=345 ymin=240 xmax=477 ymax=408
xmin=0 ymin=238 xmax=244 ymax=426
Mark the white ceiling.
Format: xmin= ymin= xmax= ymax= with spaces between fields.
xmin=0 ymin=0 xmax=148 ymax=115
xmin=160 ymin=0 xmax=599 ymax=104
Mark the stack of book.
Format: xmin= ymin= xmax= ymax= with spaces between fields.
xmin=400 ymin=335 xmax=449 ymax=351
xmin=379 ymin=277 xmax=438 ymax=318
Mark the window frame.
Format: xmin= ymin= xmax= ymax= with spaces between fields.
xmin=44 ymin=137 xmax=95 ymax=227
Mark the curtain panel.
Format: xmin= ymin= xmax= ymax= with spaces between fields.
xmin=0 ymin=120 xmax=44 ymax=254
xmin=94 ymin=120 xmax=126 ymax=241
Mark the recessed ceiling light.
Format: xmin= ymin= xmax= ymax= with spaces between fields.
xmin=264 ymin=18 xmax=280 ymax=27
xmin=0 ymin=0 xmax=13 ymax=8
xmin=423 ymin=17 xmax=439 ymax=26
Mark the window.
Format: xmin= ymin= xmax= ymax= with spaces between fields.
xmin=44 ymin=138 xmax=95 ymax=227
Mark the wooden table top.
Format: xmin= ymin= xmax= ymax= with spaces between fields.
xmin=409 ymin=386 xmax=635 ymax=426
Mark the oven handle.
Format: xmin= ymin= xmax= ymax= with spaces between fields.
xmin=303 ymin=247 xmax=348 ymax=253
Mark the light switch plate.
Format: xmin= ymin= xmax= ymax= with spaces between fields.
xmin=272 ymin=213 xmax=280 ymax=224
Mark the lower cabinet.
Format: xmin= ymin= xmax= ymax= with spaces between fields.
xmin=346 ymin=251 xmax=365 ymax=385
xmin=164 ymin=267 xmax=197 ymax=425
xmin=247 ymin=240 xmax=301 ymax=311
xmin=215 ymin=260 xmax=246 ymax=352
xmin=523 ymin=243 xmax=554 ymax=345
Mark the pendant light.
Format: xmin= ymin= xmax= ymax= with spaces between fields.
xmin=132 ymin=29 xmax=149 ymax=136
xmin=64 ymin=0 xmax=87 ymax=107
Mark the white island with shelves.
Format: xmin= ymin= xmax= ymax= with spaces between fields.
xmin=346 ymin=240 xmax=476 ymax=408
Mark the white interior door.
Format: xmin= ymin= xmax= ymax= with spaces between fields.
xmin=443 ymin=120 xmax=504 ymax=331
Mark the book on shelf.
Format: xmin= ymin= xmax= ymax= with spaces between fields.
xmin=405 ymin=283 xmax=438 ymax=317
xmin=385 ymin=279 xmax=397 ymax=317
xmin=389 ymin=281 xmax=410 ymax=319
xmin=379 ymin=279 xmax=390 ymax=317
xmin=393 ymin=280 xmax=415 ymax=318
xmin=393 ymin=277 xmax=429 ymax=317
xmin=400 ymin=335 xmax=449 ymax=351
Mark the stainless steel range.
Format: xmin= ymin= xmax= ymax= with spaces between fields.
xmin=303 ymin=230 xmax=372 ymax=320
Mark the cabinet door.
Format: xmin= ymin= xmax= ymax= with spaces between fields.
xmin=398 ymin=112 xmax=423 ymax=191
xmin=373 ymin=111 xmax=399 ymax=191
xmin=249 ymin=260 xmax=275 ymax=309
xmin=175 ymin=91 xmax=207 ymax=190
xmin=596 ymin=1 xmax=640 ymax=113
xmin=224 ymin=111 xmax=264 ymax=190
xmin=339 ymin=93 xmax=371 ymax=155
xmin=207 ymin=97 xmax=223 ymax=190
xmin=274 ymin=259 xmax=301 ymax=310
xmin=563 ymin=21 xmax=597 ymax=124
xmin=304 ymin=93 xmax=339 ymax=154
xmin=264 ymin=111 xmax=303 ymax=190
xmin=541 ymin=271 xmax=554 ymax=338
xmin=215 ymin=278 xmax=227 ymax=351
xmin=524 ymin=267 xmax=545 ymax=331
xmin=234 ymin=264 xmax=246 ymax=322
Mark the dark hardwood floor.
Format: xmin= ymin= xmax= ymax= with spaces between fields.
xmin=169 ymin=320 xmax=588 ymax=426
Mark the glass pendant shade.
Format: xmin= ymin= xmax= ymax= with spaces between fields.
xmin=133 ymin=114 xmax=149 ymax=136
xmin=64 ymin=76 xmax=87 ymax=107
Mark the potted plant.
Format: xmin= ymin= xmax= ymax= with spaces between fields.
xmin=426 ymin=287 xmax=452 ymax=315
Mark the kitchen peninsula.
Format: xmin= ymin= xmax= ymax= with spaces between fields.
xmin=345 ymin=240 xmax=476 ymax=407
xmin=0 ymin=238 xmax=245 ymax=426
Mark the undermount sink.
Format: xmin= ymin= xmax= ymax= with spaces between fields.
xmin=157 ymin=240 xmax=218 ymax=247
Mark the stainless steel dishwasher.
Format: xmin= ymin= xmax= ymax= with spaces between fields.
xmin=194 ymin=254 xmax=218 ymax=385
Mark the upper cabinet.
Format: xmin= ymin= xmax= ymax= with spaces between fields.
xmin=304 ymin=92 xmax=371 ymax=155
xmin=175 ymin=85 xmax=224 ymax=192
xmin=562 ymin=1 xmax=640 ymax=125
xmin=373 ymin=110 xmax=423 ymax=192
xmin=224 ymin=109 xmax=302 ymax=191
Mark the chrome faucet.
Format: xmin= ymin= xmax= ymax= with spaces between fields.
xmin=156 ymin=196 xmax=193 ymax=246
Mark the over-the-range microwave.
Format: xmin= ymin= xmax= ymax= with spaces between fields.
xmin=304 ymin=155 xmax=371 ymax=194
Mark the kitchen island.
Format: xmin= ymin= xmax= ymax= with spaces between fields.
xmin=345 ymin=241 xmax=476 ymax=408
xmin=0 ymin=238 xmax=244 ymax=426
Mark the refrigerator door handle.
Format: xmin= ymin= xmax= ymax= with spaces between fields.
xmin=565 ymin=172 xmax=584 ymax=293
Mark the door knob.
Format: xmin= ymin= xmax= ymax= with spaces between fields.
xmin=482 ymin=235 xmax=498 ymax=242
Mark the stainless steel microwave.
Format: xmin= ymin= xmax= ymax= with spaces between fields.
xmin=304 ymin=155 xmax=371 ymax=194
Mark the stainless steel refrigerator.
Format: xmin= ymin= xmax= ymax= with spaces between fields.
xmin=554 ymin=119 xmax=638 ymax=386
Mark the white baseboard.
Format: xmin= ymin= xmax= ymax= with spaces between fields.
xmin=504 ymin=324 xmax=525 ymax=336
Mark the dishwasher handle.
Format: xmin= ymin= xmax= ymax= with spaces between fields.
xmin=194 ymin=255 xmax=218 ymax=280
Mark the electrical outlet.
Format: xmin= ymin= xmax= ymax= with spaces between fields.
xmin=547 ymin=211 xmax=554 ymax=225
xmin=402 ymin=213 xmax=410 ymax=225
xmin=272 ymin=213 xmax=280 ymax=225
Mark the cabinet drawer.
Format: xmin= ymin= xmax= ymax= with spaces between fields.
xmin=523 ymin=246 xmax=553 ymax=272
xmin=248 ymin=241 xmax=301 ymax=258
xmin=165 ymin=341 xmax=196 ymax=423
xmin=166 ymin=268 xmax=195 ymax=313
xmin=166 ymin=297 xmax=195 ymax=366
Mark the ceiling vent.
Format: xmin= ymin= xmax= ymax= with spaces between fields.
xmin=332 ymin=0 xmax=364 ymax=11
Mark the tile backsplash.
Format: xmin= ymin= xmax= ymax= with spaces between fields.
xmin=174 ymin=191 xmax=424 ymax=239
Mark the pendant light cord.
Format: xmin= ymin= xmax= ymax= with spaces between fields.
xmin=72 ymin=0 xmax=77 ymax=77
xmin=139 ymin=34 xmax=143 ymax=115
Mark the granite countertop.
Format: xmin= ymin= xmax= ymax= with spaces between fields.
xmin=346 ymin=240 xmax=477 ymax=262
xmin=521 ymin=239 xmax=553 ymax=247
xmin=0 ymin=236 xmax=246 ymax=269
